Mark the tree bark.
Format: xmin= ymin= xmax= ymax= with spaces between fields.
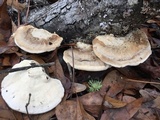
xmin=22 ymin=0 xmax=160 ymax=42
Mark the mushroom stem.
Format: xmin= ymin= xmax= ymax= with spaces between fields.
xmin=0 ymin=62 xmax=55 ymax=74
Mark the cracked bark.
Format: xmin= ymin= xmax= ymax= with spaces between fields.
xmin=22 ymin=0 xmax=160 ymax=42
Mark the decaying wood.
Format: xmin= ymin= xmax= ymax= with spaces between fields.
xmin=22 ymin=0 xmax=160 ymax=42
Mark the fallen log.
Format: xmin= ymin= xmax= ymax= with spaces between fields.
xmin=22 ymin=0 xmax=160 ymax=42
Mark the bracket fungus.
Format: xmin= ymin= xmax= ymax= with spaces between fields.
xmin=63 ymin=42 xmax=110 ymax=71
xmin=92 ymin=29 xmax=152 ymax=67
xmin=13 ymin=25 xmax=63 ymax=53
xmin=1 ymin=60 xmax=64 ymax=114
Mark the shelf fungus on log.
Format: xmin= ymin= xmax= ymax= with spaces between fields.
xmin=1 ymin=60 xmax=64 ymax=114
xmin=92 ymin=29 xmax=152 ymax=67
xmin=12 ymin=25 xmax=63 ymax=53
xmin=63 ymin=42 xmax=110 ymax=71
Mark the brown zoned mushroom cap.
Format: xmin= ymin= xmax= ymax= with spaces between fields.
xmin=63 ymin=42 xmax=110 ymax=71
xmin=92 ymin=29 xmax=152 ymax=67
xmin=1 ymin=60 xmax=64 ymax=114
xmin=13 ymin=25 xmax=63 ymax=53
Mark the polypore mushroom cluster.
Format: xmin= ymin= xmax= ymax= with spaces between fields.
xmin=63 ymin=42 xmax=110 ymax=71
xmin=1 ymin=60 xmax=64 ymax=114
xmin=63 ymin=29 xmax=152 ymax=70
xmin=12 ymin=25 xmax=63 ymax=53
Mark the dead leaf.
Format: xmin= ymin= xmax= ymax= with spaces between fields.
xmin=28 ymin=55 xmax=45 ymax=64
xmin=79 ymin=92 xmax=103 ymax=117
xmin=22 ymin=110 xmax=55 ymax=120
xmin=11 ymin=20 xmax=18 ymax=33
xmin=55 ymin=100 xmax=95 ymax=120
xmin=123 ymin=89 xmax=137 ymax=96
xmin=0 ymin=41 xmax=18 ymax=54
xmin=36 ymin=110 xmax=55 ymax=120
xmin=117 ymin=66 xmax=142 ymax=79
xmin=1 ymin=54 xmax=20 ymax=66
xmin=100 ymin=98 xmax=143 ymax=120
xmin=0 ymin=95 xmax=23 ymax=120
xmin=139 ymin=89 xmax=156 ymax=102
xmin=71 ymin=82 xmax=86 ymax=93
xmin=53 ymin=55 xmax=71 ymax=91
xmin=151 ymin=96 xmax=160 ymax=109
xmin=2 ymin=55 xmax=11 ymax=66
xmin=0 ymin=0 xmax=11 ymax=30
xmin=7 ymin=0 xmax=26 ymax=11
xmin=132 ymin=100 xmax=157 ymax=120
xmin=122 ymin=95 xmax=136 ymax=104
xmin=0 ymin=0 xmax=4 ymax=6
xmin=100 ymin=70 xmax=126 ymax=97
xmin=0 ymin=109 xmax=17 ymax=120
xmin=104 ymin=95 xmax=127 ymax=108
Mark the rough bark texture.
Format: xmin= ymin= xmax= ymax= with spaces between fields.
xmin=22 ymin=0 xmax=160 ymax=42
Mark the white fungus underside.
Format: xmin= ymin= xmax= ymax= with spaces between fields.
xmin=63 ymin=49 xmax=110 ymax=71
xmin=1 ymin=60 xmax=64 ymax=114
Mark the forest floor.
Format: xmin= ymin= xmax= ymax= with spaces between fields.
xmin=0 ymin=0 xmax=160 ymax=120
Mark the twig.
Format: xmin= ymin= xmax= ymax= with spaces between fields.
xmin=124 ymin=78 xmax=160 ymax=85
xmin=71 ymin=46 xmax=75 ymax=82
xmin=25 ymin=0 xmax=30 ymax=24
xmin=67 ymin=63 xmax=73 ymax=79
xmin=0 ymin=62 xmax=55 ymax=74
xmin=25 ymin=93 xmax=32 ymax=120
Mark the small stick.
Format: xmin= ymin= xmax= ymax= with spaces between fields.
xmin=67 ymin=63 xmax=73 ymax=79
xmin=0 ymin=62 xmax=55 ymax=74
xmin=25 ymin=93 xmax=32 ymax=120
xmin=71 ymin=46 xmax=75 ymax=82
xmin=25 ymin=0 xmax=30 ymax=24
xmin=125 ymin=78 xmax=160 ymax=85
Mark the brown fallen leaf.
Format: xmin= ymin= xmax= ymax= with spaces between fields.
xmin=151 ymin=96 xmax=160 ymax=109
xmin=28 ymin=55 xmax=45 ymax=64
xmin=1 ymin=54 xmax=20 ymax=67
xmin=2 ymin=55 xmax=11 ymax=66
xmin=0 ymin=0 xmax=11 ymax=30
xmin=122 ymin=95 xmax=136 ymax=104
xmin=104 ymin=95 xmax=127 ymax=108
xmin=71 ymin=82 xmax=87 ymax=93
xmin=79 ymin=92 xmax=103 ymax=117
xmin=53 ymin=54 xmax=71 ymax=91
xmin=0 ymin=109 xmax=17 ymax=120
xmin=7 ymin=0 xmax=26 ymax=11
xmin=139 ymin=89 xmax=156 ymax=102
xmin=123 ymin=89 xmax=137 ymax=96
xmin=36 ymin=110 xmax=55 ymax=120
xmin=100 ymin=70 xmax=126 ymax=97
xmin=100 ymin=98 xmax=143 ymax=120
xmin=131 ymin=100 xmax=158 ymax=120
xmin=0 ymin=95 xmax=23 ymax=120
xmin=55 ymin=100 xmax=95 ymax=120
xmin=100 ymin=70 xmax=146 ymax=98
xmin=0 ymin=0 xmax=4 ymax=6
xmin=22 ymin=110 xmax=55 ymax=120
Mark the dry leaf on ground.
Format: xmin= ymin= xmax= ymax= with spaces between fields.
xmin=104 ymin=95 xmax=127 ymax=108
xmin=100 ymin=98 xmax=143 ymax=120
xmin=7 ymin=0 xmax=26 ymax=11
xmin=131 ymin=99 xmax=158 ymax=120
xmin=79 ymin=92 xmax=103 ymax=117
xmin=100 ymin=70 xmax=145 ymax=97
xmin=55 ymin=100 xmax=95 ymax=120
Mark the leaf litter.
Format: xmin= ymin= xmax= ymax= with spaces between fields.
xmin=0 ymin=1 xmax=160 ymax=120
